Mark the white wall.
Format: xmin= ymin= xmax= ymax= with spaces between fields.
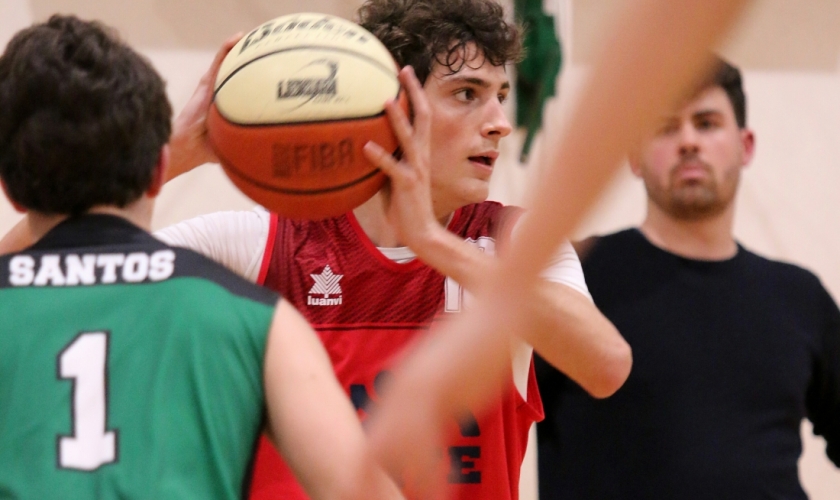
xmin=1 ymin=1 xmax=839 ymax=498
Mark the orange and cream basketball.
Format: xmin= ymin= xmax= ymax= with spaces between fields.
xmin=207 ymin=13 xmax=405 ymax=219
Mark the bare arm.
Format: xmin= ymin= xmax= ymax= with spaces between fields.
xmin=403 ymin=218 xmax=629 ymax=398
xmin=263 ymin=300 xmax=403 ymax=500
xmin=364 ymin=67 xmax=630 ymax=399
xmin=366 ymin=0 xmax=753 ymax=484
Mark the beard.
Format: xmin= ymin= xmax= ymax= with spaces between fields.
xmin=644 ymin=160 xmax=740 ymax=221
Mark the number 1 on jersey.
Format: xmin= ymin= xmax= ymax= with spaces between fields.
xmin=57 ymin=332 xmax=118 ymax=471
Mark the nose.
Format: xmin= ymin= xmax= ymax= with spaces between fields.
xmin=481 ymin=99 xmax=512 ymax=139
xmin=677 ymin=122 xmax=700 ymax=156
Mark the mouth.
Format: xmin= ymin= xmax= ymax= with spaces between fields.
xmin=672 ymin=160 xmax=710 ymax=182
xmin=468 ymin=154 xmax=497 ymax=169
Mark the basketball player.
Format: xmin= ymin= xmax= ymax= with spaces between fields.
xmin=358 ymin=0 xmax=755 ymax=490
xmin=0 ymin=15 xmax=400 ymax=500
xmin=154 ymin=1 xmax=631 ymax=499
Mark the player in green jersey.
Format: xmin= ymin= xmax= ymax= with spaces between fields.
xmin=0 ymin=15 xmax=400 ymax=500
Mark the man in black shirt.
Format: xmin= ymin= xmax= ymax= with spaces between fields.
xmin=536 ymin=58 xmax=840 ymax=499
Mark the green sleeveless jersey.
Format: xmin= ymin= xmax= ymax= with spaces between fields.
xmin=0 ymin=215 xmax=278 ymax=499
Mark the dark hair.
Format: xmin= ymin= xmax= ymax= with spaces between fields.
xmin=357 ymin=0 xmax=522 ymax=85
xmin=0 ymin=15 xmax=172 ymax=215
xmin=703 ymin=56 xmax=747 ymax=128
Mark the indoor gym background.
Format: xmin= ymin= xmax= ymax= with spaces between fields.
xmin=1 ymin=1 xmax=838 ymax=498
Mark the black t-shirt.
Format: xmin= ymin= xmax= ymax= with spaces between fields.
xmin=536 ymin=228 xmax=840 ymax=499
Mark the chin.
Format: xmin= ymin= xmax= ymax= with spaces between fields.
xmin=464 ymin=184 xmax=490 ymax=206
xmin=441 ymin=181 xmax=491 ymax=212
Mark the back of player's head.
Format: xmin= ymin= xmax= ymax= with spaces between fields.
xmin=357 ymin=0 xmax=522 ymax=85
xmin=699 ymin=56 xmax=746 ymax=128
xmin=0 ymin=15 xmax=172 ymax=216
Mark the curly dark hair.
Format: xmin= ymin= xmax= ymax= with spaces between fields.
xmin=357 ymin=0 xmax=522 ymax=84
xmin=0 ymin=15 xmax=172 ymax=215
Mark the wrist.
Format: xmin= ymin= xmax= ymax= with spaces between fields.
xmin=404 ymin=220 xmax=449 ymax=259
xmin=167 ymin=130 xmax=207 ymax=180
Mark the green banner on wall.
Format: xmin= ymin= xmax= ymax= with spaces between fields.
xmin=515 ymin=0 xmax=562 ymax=163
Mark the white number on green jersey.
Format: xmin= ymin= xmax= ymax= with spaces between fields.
xmin=57 ymin=332 xmax=118 ymax=471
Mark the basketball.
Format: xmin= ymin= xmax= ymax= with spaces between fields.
xmin=207 ymin=13 xmax=406 ymax=219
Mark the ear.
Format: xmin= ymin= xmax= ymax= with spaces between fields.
xmin=627 ymin=150 xmax=643 ymax=178
xmin=146 ymin=145 xmax=170 ymax=198
xmin=740 ymin=128 xmax=755 ymax=168
xmin=0 ymin=179 xmax=26 ymax=213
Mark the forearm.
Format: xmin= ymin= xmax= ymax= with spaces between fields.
xmin=523 ymin=283 xmax=630 ymax=398
xmin=409 ymin=224 xmax=493 ymax=290
xmin=412 ymin=226 xmax=630 ymax=397
xmin=165 ymin=128 xmax=209 ymax=182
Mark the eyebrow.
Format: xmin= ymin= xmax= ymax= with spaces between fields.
xmin=442 ymin=76 xmax=511 ymax=91
xmin=693 ymin=109 xmax=723 ymax=118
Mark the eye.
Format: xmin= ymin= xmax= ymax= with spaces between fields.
xmin=454 ymin=88 xmax=477 ymax=102
xmin=498 ymin=92 xmax=509 ymax=104
xmin=692 ymin=111 xmax=725 ymax=131
xmin=695 ymin=117 xmax=718 ymax=130
xmin=657 ymin=120 xmax=680 ymax=136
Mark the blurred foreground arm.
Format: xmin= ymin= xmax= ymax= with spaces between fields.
xmin=366 ymin=0 xmax=753 ymax=485
xmin=264 ymin=300 xmax=403 ymax=500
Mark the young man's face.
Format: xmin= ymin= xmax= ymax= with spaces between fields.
xmin=421 ymin=44 xmax=512 ymax=215
xmin=631 ymin=85 xmax=755 ymax=221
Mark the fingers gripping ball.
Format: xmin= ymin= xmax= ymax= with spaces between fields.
xmin=207 ymin=13 xmax=407 ymax=219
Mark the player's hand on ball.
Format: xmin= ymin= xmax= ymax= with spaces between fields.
xmin=363 ymin=66 xmax=438 ymax=248
xmin=169 ymin=33 xmax=241 ymax=180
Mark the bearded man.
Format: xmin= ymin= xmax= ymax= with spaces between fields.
xmin=536 ymin=57 xmax=840 ymax=500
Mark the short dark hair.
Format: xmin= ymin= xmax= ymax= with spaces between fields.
xmin=703 ymin=57 xmax=747 ymax=128
xmin=0 ymin=15 xmax=172 ymax=215
xmin=357 ymin=0 xmax=522 ymax=85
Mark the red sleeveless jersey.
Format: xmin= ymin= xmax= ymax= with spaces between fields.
xmin=249 ymin=201 xmax=543 ymax=500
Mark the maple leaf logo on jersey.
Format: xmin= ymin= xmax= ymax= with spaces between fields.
xmin=307 ymin=265 xmax=343 ymax=306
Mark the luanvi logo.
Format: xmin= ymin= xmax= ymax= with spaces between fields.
xmin=278 ymin=59 xmax=338 ymax=106
xmin=308 ymin=265 xmax=343 ymax=306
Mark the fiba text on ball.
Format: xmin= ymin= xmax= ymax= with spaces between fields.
xmin=272 ymin=139 xmax=355 ymax=177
